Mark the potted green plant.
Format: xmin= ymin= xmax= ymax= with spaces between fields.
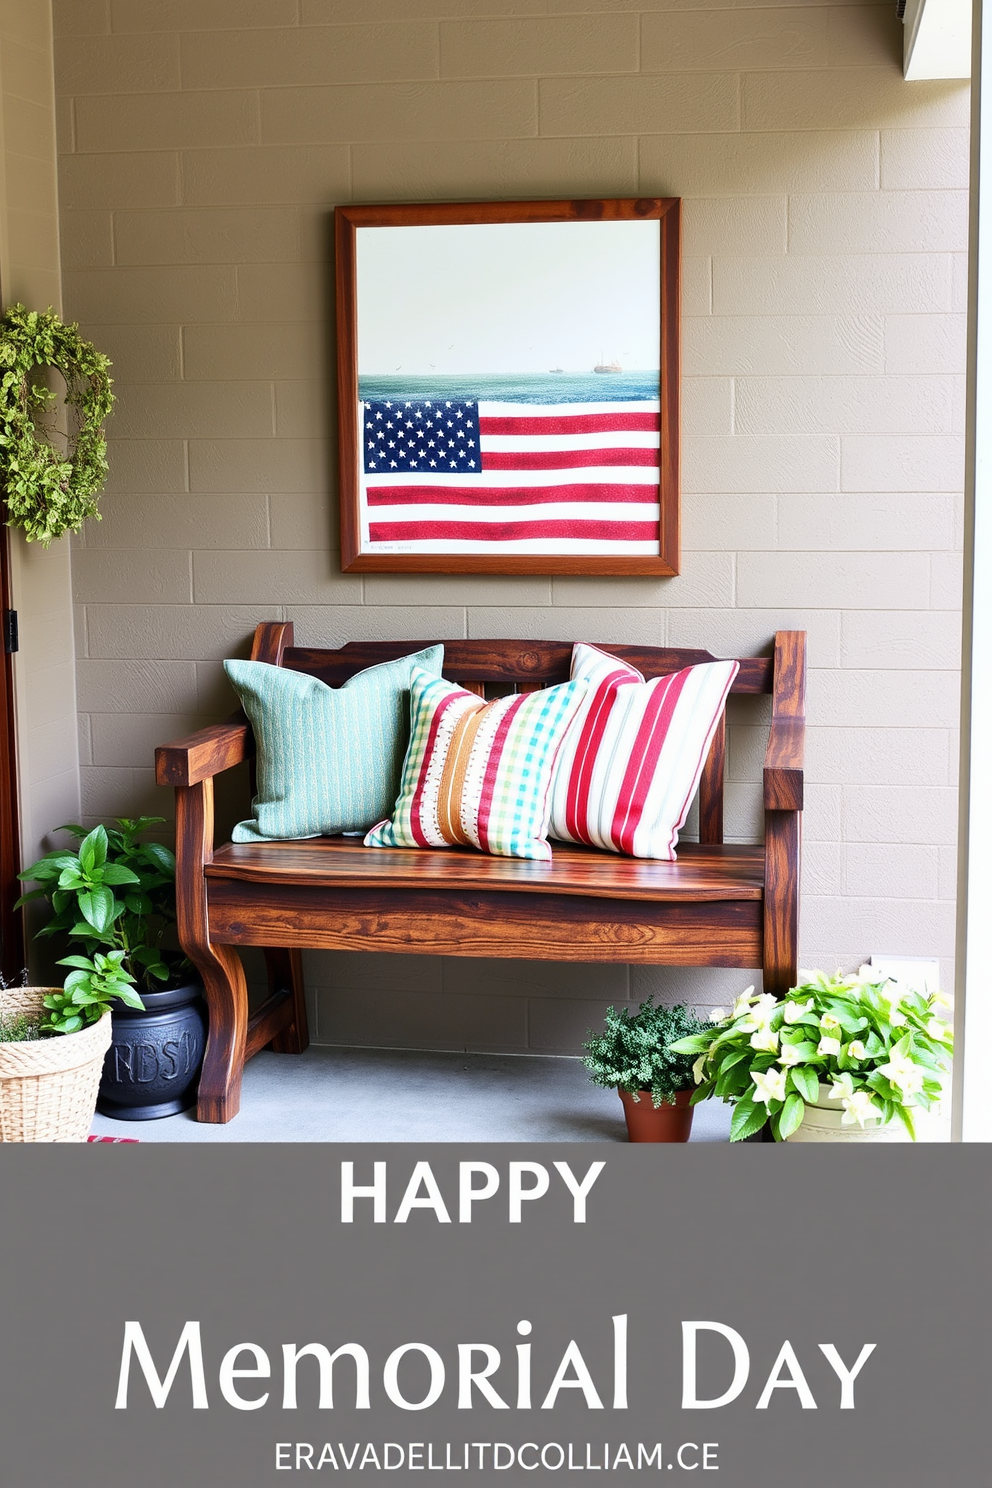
xmin=668 ymin=970 xmax=953 ymax=1142
xmin=16 ymin=817 xmax=206 ymax=1120
xmin=0 ymin=962 xmax=139 ymax=1142
xmin=583 ymin=998 xmax=710 ymax=1142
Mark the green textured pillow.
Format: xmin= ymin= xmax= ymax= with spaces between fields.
xmin=225 ymin=646 xmax=444 ymax=842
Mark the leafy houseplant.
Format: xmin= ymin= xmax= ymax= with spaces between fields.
xmin=16 ymin=818 xmax=208 ymax=1121
xmin=42 ymin=952 xmax=144 ymax=1034
xmin=669 ymin=970 xmax=953 ymax=1142
xmin=17 ymin=817 xmax=183 ymax=999
xmin=583 ymin=999 xmax=710 ymax=1142
xmin=0 ymin=958 xmax=139 ymax=1043
xmin=0 ymin=303 xmax=114 ymax=545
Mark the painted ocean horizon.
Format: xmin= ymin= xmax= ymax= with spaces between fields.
xmin=358 ymin=370 xmax=661 ymax=405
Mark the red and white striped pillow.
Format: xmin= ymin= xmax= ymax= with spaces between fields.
xmin=548 ymin=643 xmax=739 ymax=859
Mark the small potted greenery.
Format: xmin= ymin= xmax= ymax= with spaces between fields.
xmin=583 ymin=998 xmax=710 ymax=1142
xmin=668 ymin=969 xmax=953 ymax=1142
xmin=0 ymin=967 xmax=138 ymax=1141
xmin=16 ymin=817 xmax=206 ymax=1120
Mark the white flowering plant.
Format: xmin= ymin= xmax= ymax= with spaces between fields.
xmin=667 ymin=969 xmax=953 ymax=1142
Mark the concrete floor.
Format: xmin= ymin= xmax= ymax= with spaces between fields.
xmin=89 ymin=1045 xmax=733 ymax=1143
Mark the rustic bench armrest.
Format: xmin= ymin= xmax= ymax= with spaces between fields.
xmin=763 ymin=717 xmax=805 ymax=811
xmin=155 ymin=717 xmax=253 ymax=788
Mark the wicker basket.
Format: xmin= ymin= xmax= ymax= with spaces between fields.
xmin=0 ymin=987 xmax=112 ymax=1142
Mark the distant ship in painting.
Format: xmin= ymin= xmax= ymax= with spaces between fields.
xmin=549 ymin=366 xmax=564 ymax=373
xmin=593 ymin=359 xmax=622 ymax=373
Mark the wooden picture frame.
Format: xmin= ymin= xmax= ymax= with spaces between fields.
xmin=334 ymin=198 xmax=681 ymax=576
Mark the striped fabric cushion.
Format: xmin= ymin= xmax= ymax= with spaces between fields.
xmin=225 ymin=646 xmax=444 ymax=842
xmin=548 ymin=642 xmax=739 ymax=859
xmin=365 ymin=669 xmax=588 ymax=861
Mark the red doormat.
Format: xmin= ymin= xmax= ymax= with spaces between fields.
xmin=87 ymin=1135 xmax=139 ymax=1143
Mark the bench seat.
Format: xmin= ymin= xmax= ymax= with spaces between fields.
xmin=156 ymin=625 xmax=804 ymax=1122
xmin=207 ymin=837 xmax=765 ymax=902
xmin=205 ymin=839 xmax=765 ymax=968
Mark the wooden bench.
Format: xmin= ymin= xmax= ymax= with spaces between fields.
xmin=155 ymin=624 xmax=806 ymax=1123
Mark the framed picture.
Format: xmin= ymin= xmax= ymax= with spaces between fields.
xmin=334 ymin=197 xmax=681 ymax=576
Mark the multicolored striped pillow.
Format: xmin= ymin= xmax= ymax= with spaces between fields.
xmin=365 ymin=670 xmax=588 ymax=861
xmin=548 ymin=643 xmax=739 ymax=859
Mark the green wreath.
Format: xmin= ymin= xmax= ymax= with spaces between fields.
xmin=0 ymin=303 xmax=114 ymax=546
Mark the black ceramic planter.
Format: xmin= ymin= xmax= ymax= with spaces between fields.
xmin=97 ymin=980 xmax=207 ymax=1121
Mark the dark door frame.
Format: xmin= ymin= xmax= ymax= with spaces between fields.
xmin=0 ymin=522 xmax=25 ymax=980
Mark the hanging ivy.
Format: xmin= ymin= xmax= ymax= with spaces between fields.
xmin=0 ymin=303 xmax=114 ymax=546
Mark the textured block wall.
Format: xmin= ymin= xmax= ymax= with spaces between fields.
xmin=54 ymin=0 xmax=967 ymax=1053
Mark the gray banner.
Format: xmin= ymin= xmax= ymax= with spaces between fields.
xmin=0 ymin=1145 xmax=988 ymax=1487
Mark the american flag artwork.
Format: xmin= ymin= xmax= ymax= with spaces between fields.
xmin=339 ymin=203 xmax=680 ymax=572
xmin=358 ymin=394 xmax=662 ymax=555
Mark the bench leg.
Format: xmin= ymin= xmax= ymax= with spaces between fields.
xmin=190 ymin=941 xmax=249 ymax=1124
xmin=174 ymin=779 xmax=250 ymax=1122
xmin=264 ymin=947 xmax=310 ymax=1055
xmin=763 ymin=809 xmax=800 ymax=998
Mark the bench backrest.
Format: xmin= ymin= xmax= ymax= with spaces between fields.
xmin=250 ymin=625 xmax=804 ymax=847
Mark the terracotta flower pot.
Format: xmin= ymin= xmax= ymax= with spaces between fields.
xmin=619 ymin=1087 xmax=694 ymax=1143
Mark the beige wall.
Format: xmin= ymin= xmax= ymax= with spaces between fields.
xmin=53 ymin=0 xmax=967 ymax=1053
xmin=0 ymin=0 xmax=80 ymax=893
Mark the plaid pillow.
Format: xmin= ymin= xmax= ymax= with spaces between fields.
xmin=548 ymin=642 xmax=739 ymax=859
xmin=365 ymin=669 xmax=587 ymax=861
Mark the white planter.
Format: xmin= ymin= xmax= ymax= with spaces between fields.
xmin=786 ymin=1084 xmax=911 ymax=1144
